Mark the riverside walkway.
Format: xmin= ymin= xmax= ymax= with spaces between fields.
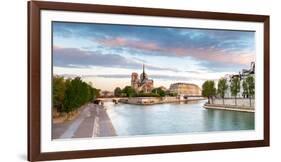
xmin=52 ymin=103 xmax=116 ymax=139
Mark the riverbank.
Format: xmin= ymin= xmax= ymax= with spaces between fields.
xmin=52 ymin=104 xmax=88 ymax=124
xmin=203 ymin=104 xmax=254 ymax=113
xmin=203 ymin=98 xmax=255 ymax=113
xmin=52 ymin=103 xmax=116 ymax=139
xmin=119 ymin=96 xmax=205 ymax=105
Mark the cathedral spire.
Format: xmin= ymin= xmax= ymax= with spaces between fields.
xmin=143 ymin=64 xmax=145 ymax=74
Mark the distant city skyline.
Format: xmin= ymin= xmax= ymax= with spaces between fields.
xmin=53 ymin=22 xmax=256 ymax=91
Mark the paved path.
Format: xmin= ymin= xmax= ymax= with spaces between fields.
xmin=52 ymin=103 xmax=116 ymax=139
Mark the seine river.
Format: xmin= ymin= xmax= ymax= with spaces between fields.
xmin=104 ymin=100 xmax=254 ymax=136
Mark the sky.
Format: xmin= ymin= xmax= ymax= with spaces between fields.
xmin=52 ymin=21 xmax=255 ymax=91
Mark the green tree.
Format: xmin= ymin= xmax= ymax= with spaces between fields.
xmin=152 ymin=87 xmax=166 ymax=97
xmin=94 ymin=88 xmax=101 ymax=98
xmin=53 ymin=76 xmax=100 ymax=114
xmin=122 ymin=86 xmax=136 ymax=97
xmin=53 ymin=76 xmax=66 ymax=112
xmin=242 ymin=80 xmax=249 ymax=98
xmin=246 ymin=76 xmax=255 ymax=107
xmin=62 ymin=77 xmax=96 ymax=113
xmin=114 ymin=87 xmax=122 ymax=97
xmin=217 ymin=78 xmax=228 ymax=105
xmin=63 ymin=77 xmax=82 ymax=112
xmin=230 ymin=77 xmax=240 ymax=106
xmin=202 ymin=80 xmax=216 ymax=104
xmin=90 ymin=87 xmax=100 ymax=100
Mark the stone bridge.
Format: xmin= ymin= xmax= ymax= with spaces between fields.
xmin=93 ymin=97 xmax=128 ymax=105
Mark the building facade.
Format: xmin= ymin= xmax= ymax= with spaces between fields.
xmin=131 ymin=64 xmax=154 ymax=93
xmin=169 ymin=83 xmax=201 ymax=96
xmin=223 ymin=62 xmax=255 ymax=98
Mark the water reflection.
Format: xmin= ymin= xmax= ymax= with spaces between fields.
xmin=104 ymin=100 xmax=254 ymax=136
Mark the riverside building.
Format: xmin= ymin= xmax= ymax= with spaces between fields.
xmin=224 ymin=62 xmax=255 ymax=98
xmin=169 ymin=83 xmax=201 ymax=96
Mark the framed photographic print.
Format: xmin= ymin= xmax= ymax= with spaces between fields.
xmin=28 ymin=1 xmax=270 ymax=161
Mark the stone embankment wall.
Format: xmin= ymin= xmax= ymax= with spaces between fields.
xmin=210 ymin=98 xmax=255 ymax=108
xmin=123 ymin=96 xmax=205 ymax=105
xmin=127 ymin=97 xmax=162 ymax=104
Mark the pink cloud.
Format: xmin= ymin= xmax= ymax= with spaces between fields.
xmin=171 ymin=47 xmax=255 ymax=65
xmin=100 ymin=37 xmax=127 ymax=46
xmin=98 ymin=37 xmax=161 ymax=51
xmin=97 ymin=37 xmax=255 ymax=66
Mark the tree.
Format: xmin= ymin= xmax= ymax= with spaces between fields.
xmin=91 ymin=88 xmax=100 ymax=99
xmin=246 ymin=76 xmax=255 ymax=107
xmin=230 ymin=77 xmax=240 ymax=106
xmin=62 ymin=77 xmax=97 ymax=113
xmin=152 ymin=87 xmax=166 ymax=97
xmin=122 ymin=86 xmax=136 ymax=97
xmin=114 ymin=87 xmax=122 ymax=97
xmin=53 ymin=76 xmax=66 ymax=112
xmin=202 ymin=80 xmax=216 ymax=104
xmin=52 ymin=76 xmax=100 ymax=114
xmin=217 ymin=78 xmax=228 ymax=105
xmin=242 ymin=80 xmax=249 ymax=98
xmin=63 ymin=77 xmax=83 ymax=112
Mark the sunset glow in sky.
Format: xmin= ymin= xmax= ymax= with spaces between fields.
xmin=53 ymin=22 xmax=255 ymax=91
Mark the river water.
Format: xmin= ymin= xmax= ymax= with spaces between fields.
xmin=104 ymin=100 xmax=254 ymax=136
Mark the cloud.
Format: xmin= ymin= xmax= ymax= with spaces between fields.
xmin=97 ymin=36 xmax=255 ymax=66
xmin=184 ymin=70 xmax=203 ymax=74
xmin=98 ymin=37 xmax=160 ymax=52
xmin=65 ymin=73 xmax=207 ymax=82
xmin=53 ymin=22 xmax=256 ymax=71
xmin=92 ymin=74 xmax=130 ymax=78
xmin=53 ymin=46 xmax=135 ymax=68
xmin=149 ymin=74 xmax=205 ymax=81
xmin=53 ymin=46 xmax=180 ymax=72
xmin=53 ymin=22 xmax=255 ymax=56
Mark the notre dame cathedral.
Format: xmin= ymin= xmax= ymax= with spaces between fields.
xmin=131 ymin=64 xmax=154 ymax=93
